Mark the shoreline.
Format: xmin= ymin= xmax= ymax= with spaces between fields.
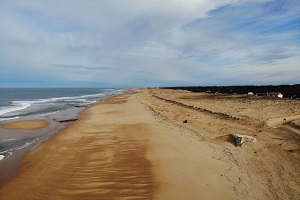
xmin=0 ymin=89 xmax=299 ymax=199
xmin=0 ymin=92 xmax=158 ymax=199
xmin=0 ymin=90 xmax=131 ymax=186
xmin=0 ymin=106 xmax=87 ymax=185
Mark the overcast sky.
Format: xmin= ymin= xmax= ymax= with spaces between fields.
xmin=0 ymin=0 xmax=299 ymax=87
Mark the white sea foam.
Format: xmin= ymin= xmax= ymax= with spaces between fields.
xmin=31 ymin=93 xmax=107 ymax=103
xmin=111 ymin=89 xmax=127 ymax=95
xmin=48 ymin=93 xmax=107 ymax=101
xmin=0 ymin=102 xmax=31 ymax=116
xmin=80 ymin=100 xmax=97 ymax=106
xmin=0 ymin=155 xmax=4 ymax=161
xmin=64 ymin=99 xmax=87 ymax=102
xmin=0 ymin=138 xmax=38 ymax=155
xmin=39 ymin=90 xmax=121 ymax=103
xmin=0 ymin=116 xmax=20 ymax=121
xmin=30 ymin=111 xmax=59 ymax=118
xmin=16 ymin=140 xmax=38 ymax=151
xmin=0 ymin=89 xmax=126 ymax=118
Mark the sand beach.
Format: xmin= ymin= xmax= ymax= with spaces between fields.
xmin=0 ymin=89 xmax=299 ymax=199
xmin=0 ymin=120 xmax=49 ymax=130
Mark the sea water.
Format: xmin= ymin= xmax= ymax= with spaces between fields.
xmin=0 ymin=88 xmax=126 ymax=121
xmin=0 ymin=88 xmax=126 ymax=161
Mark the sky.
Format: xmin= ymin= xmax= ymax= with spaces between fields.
xmin=0 ymin=0 xmax=299 ymax=87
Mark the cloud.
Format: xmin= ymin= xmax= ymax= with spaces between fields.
xmin=0 ymin=0 xmax=299 ymax=87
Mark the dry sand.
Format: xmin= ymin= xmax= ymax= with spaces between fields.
xmin=0 ymin=120 xmax=49 ymax=130
xmin=0 ymin=89 xmax=299 ymax=199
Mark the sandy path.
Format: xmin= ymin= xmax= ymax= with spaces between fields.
xmin=267 ymin=115 xmax=300 ymax=128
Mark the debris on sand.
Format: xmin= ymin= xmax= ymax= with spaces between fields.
xmin=230 ymin=134 xmax=257 ymax=147
xmin=57 ymin=119 xmax=78 ymax=123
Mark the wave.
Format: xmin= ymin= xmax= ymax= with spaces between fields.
xmin=64 ymin=99 xmax=87 ymax=102
xmin=0 ymin=95 xmax=98 ymax=116
xmin=40 ymin=93 xmax=108 ymax=102
xmin=0 ymin=89 xmax=127 ymax=117
xmin=0 ymin=116 xmax=20 ymax=121
xmin=79 ymin=100 xmax=97 ymax=106
xmin=0 ymin=102 xmax=31 ymax=116
xmin=29 ymin=111 xmax=60 ymax=119
xmin=0 ymin=110 xmax=60 ymax=122
xmin=0 ymin=137 xmax=39 ymax=155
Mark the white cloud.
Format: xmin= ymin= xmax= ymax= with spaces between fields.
xmin=0 ymin=0 xmax=299 ymax=86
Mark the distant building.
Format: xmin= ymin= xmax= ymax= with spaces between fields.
xmin=265 ymin=92 xmax=283 ymax=98
xmin=290 ymin=95 xmax=296 ymax=99
xmin=248 ymin=92 xmax=254 ymax=95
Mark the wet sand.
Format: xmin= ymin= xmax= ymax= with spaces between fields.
xmin=0 ymin=109 xmax=83 ymax=186
xmin=0 ymin=120 xmax=49 ymax=130
xmin=0 ymin=89 xmax=299 ymax=199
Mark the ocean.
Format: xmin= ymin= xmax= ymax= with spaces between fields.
xmin=0 ymin=88 xmax=126 ymax=165
xmin=0 ymin=88 xmax=126 ymax=121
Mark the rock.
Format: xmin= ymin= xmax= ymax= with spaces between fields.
xmin=57 ymin=119 xmax=78 ymax=123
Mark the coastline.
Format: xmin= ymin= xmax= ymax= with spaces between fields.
xmin=0 ymin=106 xmax=87 ymax=185
xmin=0 ymin=92 xmax=158 ymax=199
xmin=0 ymin=89 xmax=299 ymax=199
xmin=0 ymin=89 xmax=129 ymax=186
